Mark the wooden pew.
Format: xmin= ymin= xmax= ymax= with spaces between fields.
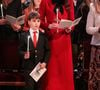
xmin=0 ymin=71 xmax=25 ymax=86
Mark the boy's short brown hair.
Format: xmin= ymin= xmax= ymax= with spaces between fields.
xmin=28 ymin=11 xmax=40 ymax=20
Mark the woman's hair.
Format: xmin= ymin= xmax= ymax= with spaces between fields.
xmin=85 ymin=0 xmax=92 ymax=6
xmin=94 ymin=0 xmax=100 ymax=13
xmin=78 ymin=0 xmax=91 ymax=16
xmin=30 ymin=0 xmax=35 ymax=7
xmin=27 ymin=0 xmax=40 ymax=12
xmin=27 ymin=0 xmax=35 ymax=11
xmin=52 ymin=0 xmax=70 ymax=14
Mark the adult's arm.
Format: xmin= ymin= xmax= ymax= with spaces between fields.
xmin=86 ymin=3 xmax=99 ymax=35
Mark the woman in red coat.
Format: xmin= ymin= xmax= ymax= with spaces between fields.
xmin=39 ymin=0 xmax=75 ymax=90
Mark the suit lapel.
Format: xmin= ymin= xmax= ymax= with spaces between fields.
xmin=36 ymin=31 xmax=42 ymax=48
xmin=27 ymin=30 xmax=42 ymax=49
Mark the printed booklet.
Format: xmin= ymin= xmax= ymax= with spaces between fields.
xmin=6 ymin=14 xmax=25 ymax=25
xmin=30 ymin=62 xmax=47 ymax=82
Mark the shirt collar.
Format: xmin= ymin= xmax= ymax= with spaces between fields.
xmin=30 ymin=28 xmax=39 ymax=33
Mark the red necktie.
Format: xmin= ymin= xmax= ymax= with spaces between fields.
xmin=33 ymin=31 xmax=37 ymax=48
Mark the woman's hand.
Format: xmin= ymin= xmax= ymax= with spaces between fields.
xmin=0 ymin=18 xmax=7 ymax=25
xmin=48 ymin=23 xmax=59 ymax=29
xmin=11 ymin=22 xmax=21 ymax=32
xmin=64 ymin=27 xmax=72 ymax=33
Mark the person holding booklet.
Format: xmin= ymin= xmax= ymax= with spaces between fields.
xmin=0 ymin=0 xmax=22 ymax=70
xmin=19 ymin=12 xmax=50 ymax=90
xmin=0 ymin=0 xmax=22 ymax=36
xmin=4 ymin=0 xmax=23 ymax=31
xmin=72 ymin=0 xmax=92 ymax=79
xmin=39 ymin=0 xmax=75 ymax=90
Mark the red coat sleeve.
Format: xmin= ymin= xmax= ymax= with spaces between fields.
xmin=23 ymin=9 xmax=30 ymax=31
xmin=68 ymin=0 xmax=74 ymax=21
xmin=39 ymin=0 xmax=49 ymax=30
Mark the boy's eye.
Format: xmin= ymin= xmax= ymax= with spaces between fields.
xmin=32 ymin=19 xmax=40 ymax=22
xmin=37 ymin=19 xmax=40 ymax=22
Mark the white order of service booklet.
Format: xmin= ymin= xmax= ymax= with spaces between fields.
xmin=29 ymin=62 xmax=47 ymax=82
xmin=5 ymin=14 xmax=25 ymax=25
xmin=58 ymin=17 xmax=82 ymax=29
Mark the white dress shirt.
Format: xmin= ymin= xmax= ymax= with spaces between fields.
xmin=29 ymin=28 xmax=39 ymax=42
xmin=86 ymin=3 xmax=100 ymax=46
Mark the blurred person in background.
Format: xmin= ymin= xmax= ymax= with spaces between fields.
xmin=73 ymin=0 xmax=92 ymax=79
xmin=0 ymin=0 xmax=22 ymax=70
xmin=86 ymin=0 xmax=100 ymax=89
xmin=23 ymin=0 xmax=42 ymax=31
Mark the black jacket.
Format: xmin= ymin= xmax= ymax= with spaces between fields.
xmin=19 ymin=30 xmax=50 ymax=70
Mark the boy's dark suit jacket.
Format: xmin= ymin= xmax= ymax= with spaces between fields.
xmin=19 ymin=30 xmax=50 ymax=90
xmin=19 ymin=30 xmax=50 ymax=70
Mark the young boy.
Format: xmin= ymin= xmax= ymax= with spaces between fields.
xmin=19 ymin=12 xmax=50 ymax=90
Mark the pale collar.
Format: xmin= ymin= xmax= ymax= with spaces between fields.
xmin=29 ymin=28 xmax=39 ymax=33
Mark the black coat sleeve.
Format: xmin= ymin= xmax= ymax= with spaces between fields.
xmin=7 ymin=0 xmax=22 ymax=17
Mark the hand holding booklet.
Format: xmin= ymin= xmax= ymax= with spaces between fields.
xmin=58 ymin=17 xmax=82 ymax=29
xmin=5 ymin=14 xmax=25 ymax=25
xmin=30 ymin=62 xmax=47 ymax=82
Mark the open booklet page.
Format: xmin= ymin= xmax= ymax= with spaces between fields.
xmin=29 ymin=62 xmax=47 ymax=82
xmin=5 ymin=15 xmax=25 ymax=25
xmin=58 ymin=17 xmax=82 ymax=29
